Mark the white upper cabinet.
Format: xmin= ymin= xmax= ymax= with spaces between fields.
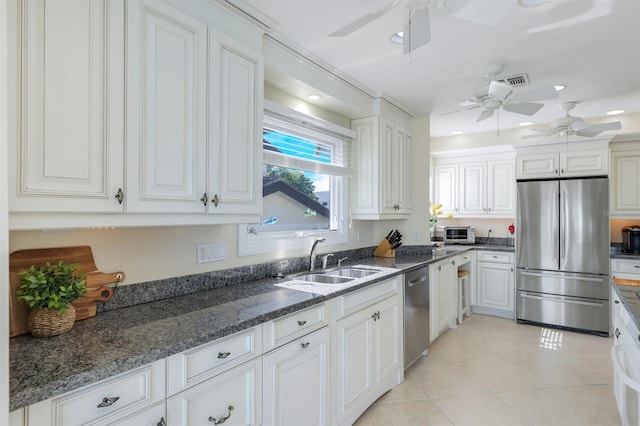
xmin=126 ymin=0 xmax=208 ymax=213
xmin=207 ymin=30 xmax=263 ymax=216
xmin=432 ymin=151 xmax=515 ymax=218
xmin=516 ymin=141 xmax=609 ymax=180
xmin=9 ymin=0 xmax=125 ymax=213
xmin=9 ymin=0 xmax=265 ymax=229
xmin=351 ymin=115 xmax=412 ymax=220
xmin=610 ymin=141 xmax=640 ymax=217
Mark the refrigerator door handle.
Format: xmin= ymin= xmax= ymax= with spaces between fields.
xmin=519 ymin=292 xmax=605 ymax=308
xmin=519 ymin=270 xmax=606 ymax=283
xmin=553 ymin=191 xmax=560 ymax=269
xmin=560 ymin=189 xmax=569 ymax=268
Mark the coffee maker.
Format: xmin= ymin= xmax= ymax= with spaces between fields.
xmin=622 ymin=225 xmax=640 ymax=254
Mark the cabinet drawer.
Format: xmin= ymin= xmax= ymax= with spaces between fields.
xmin=263 ymin=303 xmax=326 ymax=352
xmin=454 ymin=251 xmax=473 ymax=266
xmin=96 ymin=402 xmax=165 ymax=426
xmin=30 ymin=359 xmax=165 ymax=426
xmin=336 ymin=277 xmax=400 ymax=319
xmin=167 ymin=358 xmax=262 ymax=426
xmin=477 ymin=251 xmax=513 ymax=263
xmin=611 ymin=259 xmax=640 ymax=275
xmin=167 ymin=326 xmax=262 ymax=396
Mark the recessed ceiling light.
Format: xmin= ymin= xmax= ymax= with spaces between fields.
xmin=307 ymin=94 xmax=322 ymax=101
xmin=606 ymin=109 xmax=625 ymax=115
xmin=554 ymin=85 xmax=566 ymax=91
xmin=518 ymin=0 xmax=550 ymax=7
xmin=390 ymin=31 xmax=403 ymax=44
xmin=451 ymin=131 xmax=464 ymax=135
xmin=519 ymin=121 xmax=534 ymax=126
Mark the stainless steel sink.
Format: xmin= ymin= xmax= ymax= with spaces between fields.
xmin=292 ymin=274 xmax=354 ymax=284
xmin=326 ymin=267 xmax=380 ymax=279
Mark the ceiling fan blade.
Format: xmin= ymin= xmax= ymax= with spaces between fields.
xmin=502 ymin=102 xmax=544 ymax=116
xmin=509 ymin=86 xmax=558 ymax=103
xmin=329 ymin=0 xmax=400 ymax=37
xmin=488 ymin=80 xmax=512 ymax=100
xmin=476 ymin=109 xmax=495 ymax=122
xmin=403 ymin=7 xmax=431 ymax=54
xmin=581 ymin=121 xmax=622 ymax=133
xmin=569 ymin=120 xmax=590 ymax=131
xmin=440 ymin=105 xmax=480 ymax=116
xmin=521 ymin=131 xmax=556 ymax=139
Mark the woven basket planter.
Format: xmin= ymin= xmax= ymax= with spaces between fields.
xmin=27 ymin=305 xmax=76 ymax=337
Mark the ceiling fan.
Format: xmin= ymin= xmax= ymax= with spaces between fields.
xmin=521 ymin=102 xmax=622 ymax=139
xmin=443 ymin=64 xmax=558 ymax=122
xmin=329 ymin=0 xmax=431 ymax=54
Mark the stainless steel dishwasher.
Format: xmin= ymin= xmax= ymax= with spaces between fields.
xmin=404 ymin=266 xmax=429 ymax=369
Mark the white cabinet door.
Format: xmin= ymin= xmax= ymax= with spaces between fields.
xmin=335 ymin=293 xmax=401 ymax=425
xmin=476 ymin=261 xmax=514 ymax=312
xmin=487 ymin=159 xmax=516 ymax=216
xmin=351 ymin=116 xmax=411 ymax=219
xmin=10 ymin=0 xmax=124 ymax=213
xmin=516 ymin=153 xmax=559 ymax=179
xmin=335 ymin=305 xmax=374 ymax=422
xmin=429 ymin=260 xmax=451 ymax=342
xmin=207 ymin=30 xmax=263 ymax=215
xmin=126 ymin=0 xmax=207 ymax=213
xmin=167 ymin=358 xmax=262 ymax=426
xmin=611 ymin=149 xmax=640 ymax=216
xmin=459 ymin=163 xmax=485 ymax=215
xmin=263 ymin=327 xmax=330 ymax=426
xmin=432 ymin=163 xmax=458 ymax=216
xmin=373 ymin=295 xmax=401 ymax=387
xmin=560 ymin=149 xmax=608 ymax=177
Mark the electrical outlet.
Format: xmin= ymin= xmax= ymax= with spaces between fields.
xmin=196 ymin=242 xmax=227 ymax=264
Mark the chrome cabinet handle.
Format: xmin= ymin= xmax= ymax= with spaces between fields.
xmin=157 ymin=417 xmax=166 ymax=426
xmin=97 ymin=396 xmax=119 ymax=408
xmin=217 ymin=352 xmax=231 ymax=359
xmin=212 ymin=194 xmax=219 ymax=207
xmin=301 ymin=342 xmax=310 ymax=349
xmin=200 ymin=193 xmax=208 ymax=206
xmin=297 ymin=320 xmax=307 ymax=326
xmin=209 ymin=406 xmax=234 ymax=424
xmin=615 ymin=328 xmax=621 ymax=338
xmin=615 ymin=300 xmax=620 ymax=304
xmin=115 ymin=188 xmax=124 ymax=204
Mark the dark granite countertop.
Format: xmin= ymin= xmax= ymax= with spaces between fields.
xmin=9 ymin=244 xmax=513 ymax=411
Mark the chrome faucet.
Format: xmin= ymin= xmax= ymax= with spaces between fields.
xmin=309 ymin=238 xmax=325 ymax=271
xmin=321 ymin=254 xmax=334 ymax=271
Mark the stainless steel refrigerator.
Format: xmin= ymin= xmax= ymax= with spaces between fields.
xmin=516 ymin=177 xmax=610 ymax=336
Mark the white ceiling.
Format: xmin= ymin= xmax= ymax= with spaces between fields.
xmin=234 ymin=0 xmax=640 ymax=137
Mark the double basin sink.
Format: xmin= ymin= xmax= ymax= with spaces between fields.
xmin=286 ymin=267 xmax=382 ymax=284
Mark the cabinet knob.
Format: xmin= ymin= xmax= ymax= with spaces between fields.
xmin=615 ymin=300 xmax=620 ymax=304
xmin=97 ymin=396 xmax=119 ymax=408
xmin=200 ymin=193 xmax=208 ymax=206
xmin=615 ymin=328 xmax=621 ymax=338
xmin=301 ymin=342 xmax=310 ymax=349
xmin=115 ymin=188 xmax=124 ymax=205
xmin=209 ymin=406 xmax=234 ymax=424
xmin=297 ymin=320 xmax=307 ymax=326
xmin=157 ymin=417 xmax=166 ymax=426
xmin=212 ymin=194 xmax=219 ymax=207
xmin=217 ymin=351 xmax=231 ymax=359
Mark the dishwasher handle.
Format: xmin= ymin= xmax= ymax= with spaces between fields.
xmin=407 ymin=275 xmax=427 ymax=287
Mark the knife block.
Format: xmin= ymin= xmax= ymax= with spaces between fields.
xmin=373 ymin=239 xmax=395 ymax=258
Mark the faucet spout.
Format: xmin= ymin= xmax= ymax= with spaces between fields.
xmin=309 ymin=238 xmax=326 ymax=271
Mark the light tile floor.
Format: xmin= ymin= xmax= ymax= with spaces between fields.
xmin=354 ymin=314 xmax=620 ymax=426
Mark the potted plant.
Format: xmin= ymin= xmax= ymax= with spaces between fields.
xmin=17 ymin=261 xmax=87 ymax=337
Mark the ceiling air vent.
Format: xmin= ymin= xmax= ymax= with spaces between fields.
xmin=501 ymin=73 xmax=529 ymax=87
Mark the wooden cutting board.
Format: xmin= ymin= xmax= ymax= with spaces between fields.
xmin=9 ymin=246 xmax=126 ymax=337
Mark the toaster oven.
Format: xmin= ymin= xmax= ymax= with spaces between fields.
xmin=435 ymin=226 xmax=475 ymax=244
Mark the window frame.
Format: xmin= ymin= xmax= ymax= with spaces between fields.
xmin=238 ymin=103 xmax=354 ymax=257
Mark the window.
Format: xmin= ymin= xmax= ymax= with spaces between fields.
xmin=239 ymin=103 xmax=353 ymax=256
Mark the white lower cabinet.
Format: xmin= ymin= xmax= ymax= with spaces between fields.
xmin=475 ymin=251 xmax=515 ymax=318
xmin=335 ymin=278 xmax=402 ymax=426
xmin=167 ymin=358 xmax=262 ymax=426
xmin=27 ymin=359 xmax=166 ymax=426
xmin=263 ymin=327 xmax=330 ymax=426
